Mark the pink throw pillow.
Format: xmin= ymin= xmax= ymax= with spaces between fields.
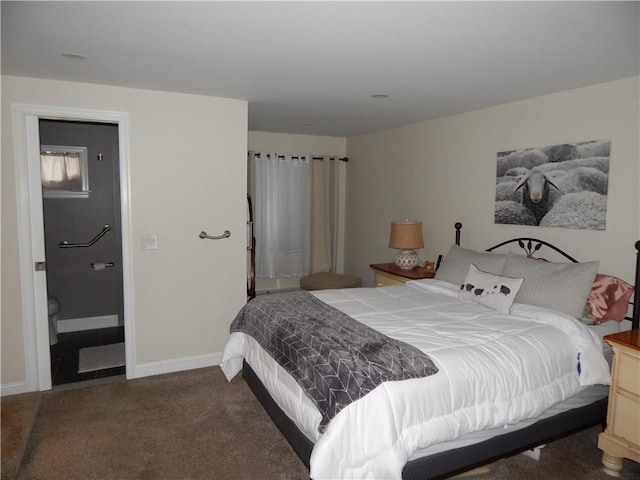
xmin=586 ymin=274 xmax=634 ymax=322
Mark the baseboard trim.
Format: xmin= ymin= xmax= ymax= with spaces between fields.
xmin=56 ymin=315 xmax=119 ymax=333
xmin=1 ymin=381 xmax=30 ymax=397
xmin=129 ymin=351 xmax=223 ymax=379
xmin=2 ymin=352 xmax=224 ymax=395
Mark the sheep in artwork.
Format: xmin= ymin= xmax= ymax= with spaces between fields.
xmin=545 ymin=167 xmax=608 ymax=197
xmin=575 ymin=140 xmax=610 ymax=159
xmin=565 ymin=167 xmax=607 ymax=194
xmin=541 ymin=143 xmax=578 ymax=163
xmin=536 ymin=157 xmax=609 ymax=175
xmin=538 ymin=140 xmax=609 ymax=163
xmin=539 ymin=191 xmax=607 ymax=230
xmin=495 ymin=182 xmax=522 ymax=202
xmin=494 ymin=200 xmax=537 ymax=225
xmin=504 ymin=166 xmax=529 ymax=179
xmin=514 ymin=166 xmax=608 ymax=214
xmin=496 ymin=148 xmax=548 ymax=177
xmin=514 ymin=170 xmax=561 ymax=224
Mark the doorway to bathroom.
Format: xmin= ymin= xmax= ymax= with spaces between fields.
xmin=40 ymin=119 xmax=125 ymax=386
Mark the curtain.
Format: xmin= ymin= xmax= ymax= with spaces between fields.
xmin=40 ymin=152 xmax=82 ymax=190
xmin=251 ymin=152 xmax=310 ymax=279
xmin=310 ymin=156 xmax=339 ymax=273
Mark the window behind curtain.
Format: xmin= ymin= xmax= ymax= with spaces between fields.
xmin=253 ymin=153 xmax=310 ymax=279
xmin=41 ymin=145 xmax=89 ymax=198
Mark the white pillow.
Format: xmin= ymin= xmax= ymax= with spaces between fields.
xmin=459 ymin=264 xmax=524 ymax=314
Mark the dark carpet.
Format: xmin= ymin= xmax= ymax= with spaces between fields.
xmin=2 ymin=367 xmax=639 ymax=480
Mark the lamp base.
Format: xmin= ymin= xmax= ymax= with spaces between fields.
xmin=394 ymin=249 xmax=421 ymax=270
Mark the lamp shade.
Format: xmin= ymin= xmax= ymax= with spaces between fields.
xmin=389 ymin=221 xmax=424 ymax=249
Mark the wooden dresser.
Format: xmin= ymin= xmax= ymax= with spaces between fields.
xmin=598 ymin=329 xmax=640 ymax=476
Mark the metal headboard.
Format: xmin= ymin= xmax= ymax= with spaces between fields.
xmin=449 ymin=222 xmax=640 ymax=329
xmin=486 ymin=238 xmax=578 ymax=263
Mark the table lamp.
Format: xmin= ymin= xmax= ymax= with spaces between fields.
xmin=389 ymin=221 xmax=424 ymax=269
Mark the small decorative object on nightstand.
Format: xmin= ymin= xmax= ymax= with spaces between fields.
xmin=424 ymin=260 xmax=435 ymax=276
xmin=597 ymin=329 xmax=640 ymax=477
xmin=370 ymin=263 xmax=434 ymax=287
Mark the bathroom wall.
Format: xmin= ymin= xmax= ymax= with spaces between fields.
xmin=40 ymin=120 xmax=123 ymax=328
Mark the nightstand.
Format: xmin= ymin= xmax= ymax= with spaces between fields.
xmin=598 ymin=329 xmax=640 ymax=477
xmin=370 ymin=263 xmax=434 ymax=287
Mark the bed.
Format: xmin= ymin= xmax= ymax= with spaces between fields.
xmin=220 ymin=224 xmax=640 ymax=479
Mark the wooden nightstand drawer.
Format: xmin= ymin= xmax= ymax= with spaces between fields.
xmin=612 ymin=393 xmax=640 ymax=446
xmin=599 ymin=330 xmax=640 ymax=475
xmin=374 ymin=274 xmax=405 ymax=287
xmin=617 ymin=353 xmax=640 ymax=397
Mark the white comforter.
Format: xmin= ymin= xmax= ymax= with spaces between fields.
xmin=220 ymin=279 xmax=611 ymax=480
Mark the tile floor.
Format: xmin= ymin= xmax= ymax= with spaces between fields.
xmin=50 ymin=326 xmax=125 ymax=386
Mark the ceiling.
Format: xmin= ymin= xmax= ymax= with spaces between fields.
xmin=2 ymin=1 xmax=639 ymax=137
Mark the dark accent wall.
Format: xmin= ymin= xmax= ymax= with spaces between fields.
xmin=40 ymin=120 xmax=123 ymax=324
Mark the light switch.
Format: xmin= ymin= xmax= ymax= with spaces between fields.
xmin=141 ymin=234 xmax=158 ymax=250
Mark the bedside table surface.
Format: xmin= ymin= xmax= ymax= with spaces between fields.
xmin=370 ymin=263 xmax=434 ymax=280
xmin=604 ymin=329 xmax=640 ymax=352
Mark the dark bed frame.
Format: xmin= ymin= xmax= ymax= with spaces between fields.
xmin=242 ymin=223 xmax=640 ymax=479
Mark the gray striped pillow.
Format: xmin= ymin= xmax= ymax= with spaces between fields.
xmin=435 ymin=244 xmax=507 ymax=286
xmin=502 ymin=253 xmax=599 ymax=318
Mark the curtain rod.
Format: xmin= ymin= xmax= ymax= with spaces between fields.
xmin=41 ymin=150 xmax=81 ymax=156
xmin=254 ymin=153 xmax=348 ymax=162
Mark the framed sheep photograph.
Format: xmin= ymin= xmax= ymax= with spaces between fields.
xmin=494 ymin=139 xmax=610 ymax=230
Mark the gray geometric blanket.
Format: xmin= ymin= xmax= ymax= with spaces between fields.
xmin=230 ymin=290 xmax=439 ymax=431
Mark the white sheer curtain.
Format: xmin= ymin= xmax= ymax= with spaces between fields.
xmin=40 ymin=152 xmax=82 ymax=189
xmin=252 ymin=152 xmax=310 ymax=279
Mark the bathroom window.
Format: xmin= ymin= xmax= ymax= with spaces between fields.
xmin=41 ymin=145 xmax=89 ymax=198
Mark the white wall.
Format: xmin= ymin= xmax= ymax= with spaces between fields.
xmin=2 ymin=76 xmax=248 ymax=391
xmin=249 ymin=131 xmax=346 ymax=156
xmin=346 ymin=77 xmax=640 ymax=287
xmin=248 ymin=131 xmax=348 ymax=291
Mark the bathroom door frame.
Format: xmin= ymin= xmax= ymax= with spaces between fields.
xmin=12 ymin=103 xmax=135 ymax=391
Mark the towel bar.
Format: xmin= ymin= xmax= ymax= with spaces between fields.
xmin=199 ymin=230 xmax=231 ymax=240
xmin=91 ymin=262 xmax=115 ymax=269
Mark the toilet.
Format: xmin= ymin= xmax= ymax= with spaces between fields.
xmin=47 ymin=296 xmax=60 ymax=345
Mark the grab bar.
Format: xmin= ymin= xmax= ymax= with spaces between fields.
xmin=59 ymin=225 xmax=111 ymax=248
xmin=199 ymin=230 xmax=231 ymax=240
